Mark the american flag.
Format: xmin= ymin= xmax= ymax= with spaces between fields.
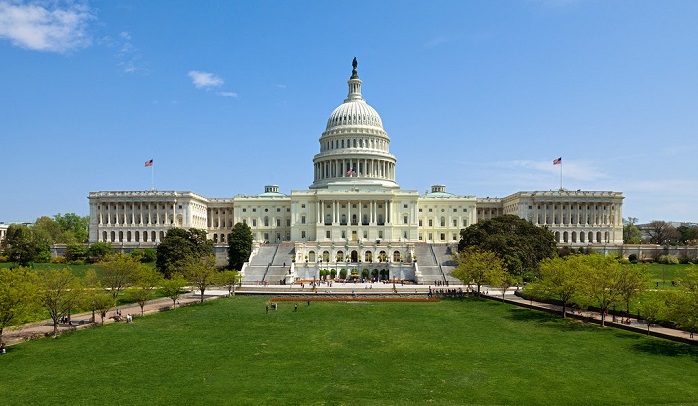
xmin=553 ymin=157 xmax=562 ymax=165
xmin=346 ymin=168 xmax=356 ymax=176
xmin=145 ymin=159 xmax=153 ymax=167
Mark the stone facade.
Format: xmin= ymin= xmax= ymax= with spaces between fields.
xmin=88 ymin=60 xmax=624 ymax=275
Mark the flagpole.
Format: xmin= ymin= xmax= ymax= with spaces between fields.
xmin=151 ymin=164 xmax=155 ymax=191
xmin=559 ymin=161 xmax=563 ymax=190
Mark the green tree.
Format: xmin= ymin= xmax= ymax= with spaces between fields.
xmin=666 ymin=269 xmax=698 ymax=337
xmin=458 ymin=214 xmax=557 ymax=278
xmin=86 ymin=242 xmax=113 ymax=263
xmin=579 ymin=254 xmax=624 ymax=327
xmin=638 ymin=293 xmax=668 ymax=336
xmin=623 ymin=217 xmax=642 ymax=244
xmin=54 ymin=213 xmax=89 ymax=243
xmin=65 ymin=243 xmax=88 ymax=262
xmin=159 ymin=275 xmax=188 ymax=309
xmin=127 ymin=266 xmax=163 ymax=316
xmin=0 ymin=267 xmax=39 ymax=343
xmin=677 ymin=225 xmax=698 ymax=245
xmin=617 ymin=265 xmax=648 ymax=314
xmin=156 ymin=228 xmax=213 ymax=278
xmin=646 ymin=220 xmax=680 ymax=245
xmin=215 ymin=270 xmax=241 ymax=296
xmin=92 ymin=292 xmax=115 ymax=325
xmin=183 ymin=255 xmax=218 ymax=303
xmin=98 ymin=252 xmax=143 ymax=299
xmin=2 ymin=224 xmax=38 ymax=266
xmin=228 ymin=222 xmax=253 ymax=271
xmin=33 ymin=216 xmax=64 ymax=242
xmin=529 ymin=255 xmax=585 ymax=318
xmin=38 ymin=268 xmax=84 ymax=337
xmin=452 ymin=248 xmax=506 ymax=295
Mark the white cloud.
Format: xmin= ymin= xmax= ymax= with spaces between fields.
xmin=0 ymin=1 xmax=92 ymax=52
xmin=188 ymin=70 xmax=224 ymax=89
xmin=218 ymin=91 xmax=238 ymax=98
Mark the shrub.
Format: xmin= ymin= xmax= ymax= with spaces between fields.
xmin=657 ymin=254 xmax=680 ymax=265
xmin=679 ymin=256 xmax=693 ymax=264
xmin=628 ymin=254 xmax=638 ymax=264
xmin=51 ymin=256 xmax=67 ymax=264
xmin=0 ymin=255 xmax=9 ymax=262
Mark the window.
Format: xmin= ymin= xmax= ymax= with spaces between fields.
xmin=419 ymin=208 xmax=422 ymax=212
xmin=242 ymin=208 xmax=246 ymax=212
xmin=428 ymin=219 xmax=433 ymax=227
xmin=453 ymin=208 xmax=457 ymax=212
xmin=286 ymin=219 xmax=291 ymax=226
xmin=419 ymin=220 xmax=423 ymax=226
xmin=264 ymin=233 xmax=269 ymax=241
xmin=463 ymin=208 xmax=467 ymax=212
xmin=341 ymin=231 xmax=346 ymax=238
xmin=378 ymin=231 xmax=383 ymax=239
xmin=276 ymin=219 xmax=281 ymax=226
xmin=428 ymin=233 xmax=433 ymax=241
xmin=277 ymin=208 xmax=280 ymax=212
xmin=252 ymin=219 xmax=257 ymax=226
xmin=404 ymin=204 xmax=408 ymax=208
xmin=264 ymin=208 xmax=268 ymax=212
xmin=252 ymin=208 xmax=256 ymax=212
xmin=440 ymin=217 xmax=445 ymax=227
xmin=301 ymin=204 xmax=306 ymax=208
xmin=428 ymin=208 xmax=432 ymax=212
xmin=301 ymin=231 xmax=306 ymax=238
xmin=440 ymin=233 xmax=445 ymax=241
xmin=326 ymin=230 xmax=330 ymax=238
xmin=453 ymin=219 xmax=457 ymax=227
xmin=264 ymin=216 xmax=269 ymax=227
xmin=301 ymin=216 xmax=306 ymax=224
xmin=403 ymin=216 xmax=408 ymax=224
xmin=419 ymin=234 xmax=423 ymax=240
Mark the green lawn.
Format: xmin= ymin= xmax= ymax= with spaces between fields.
xmin=1 ymin=296 xmax=697 ymax=405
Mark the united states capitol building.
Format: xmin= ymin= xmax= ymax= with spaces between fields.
xmin=88 ymin=60 xmax=624 ymax=283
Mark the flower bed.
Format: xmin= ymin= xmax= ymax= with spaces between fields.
xmin=270 ymin=296 xmax=439 ymax=302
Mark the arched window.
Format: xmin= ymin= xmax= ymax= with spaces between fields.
xmin=440 ymin=217 xmax=445 ymax=227
xmin=393 ymin=251 xmax=401 ymax=262
xmin=341 ymin=214 xmax=347 ymax=225
xmin=322 ymin=251 xmax=330 ymax=262
xmin=365 ymin=251 xmax=373 ymax=262
xmin=264 ymin=216 xmax=269 ymax=227
xmin=336 ymin=251 xmax=344 ymax=262
xmin=308 ymin=251 xmax=316 ymax=262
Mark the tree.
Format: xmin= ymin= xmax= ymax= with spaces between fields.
xmin=156 ymin=228 xmax=213 ymax=278
xmin=92 ymin=292 xmax=115 ymax=325
xmin=65 ymin=243 xmax=88 ymax=262
xmin=579 ymin=254 xmax=624 ymax=327
xmin=53 ymin=213 xmax=89 ymax=243
xmin=127 ymin=266 xmax=163 ymax=316
xmin=215 ymin=270 xmax=241 ymax=296
xmin=458 ymin=214 xmax=557 ymax=278
xmin=666 ymin=270 xmax=698 ymax=338
xmin=646 ymin=220 xmax=680 ymax=245
xmin=623 ymin=217 xmax=642 ymax=244
xmin=677 ymin=225 xmax=698 ymax=245
xmin=2 ymin=224 xmax=38 ymax=266
xmin=638 ymin=293 xmax=667 ymax=336
xmin=617 ymin=265 xmax=647 ymax=314
xmin=530 ymin=255 xmax=585 ymax=318
xmin=38 ymin=269 xmax=83 ymax=337
xmin=0 ymin=267 xmax=39 ymax=343
xmin=228 ymin=222 xmax=253 ymax=271
xmin=98 ymin=252 xmax=144 ymax=299
xmin=183 ymin=255 xmax=218 ymax=303
xmin=452 ymin=248 xmax=506 ymax=295
xmin=159 ymin=275 xmax=188 ymax=309
xmin=86 ymin=242 xmax=113 ymax=263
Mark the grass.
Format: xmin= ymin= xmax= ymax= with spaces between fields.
xmin=1 ymin=296 xmax=698 ymax=405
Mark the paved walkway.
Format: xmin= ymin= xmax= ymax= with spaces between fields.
xmin=3 ymin=284 xmax=695 ymax=346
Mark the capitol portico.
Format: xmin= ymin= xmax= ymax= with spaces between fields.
xmin=88 ymin=59 xmax=624 ymax=283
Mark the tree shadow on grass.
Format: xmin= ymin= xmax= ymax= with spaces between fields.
xmin=506 ymin=307 xmax=598 ymax=333
xmin=631 ymin=339 xmax=698 ymax=360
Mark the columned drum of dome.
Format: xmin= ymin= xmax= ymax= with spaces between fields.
xmin=310 ymin=58 xmax=398 ymax=189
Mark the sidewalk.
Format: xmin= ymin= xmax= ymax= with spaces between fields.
xmin=2 ymin=289 xmax=228 ymax=346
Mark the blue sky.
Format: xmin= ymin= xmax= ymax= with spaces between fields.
xmin=1 ymin=0 xmax=696 ymax=224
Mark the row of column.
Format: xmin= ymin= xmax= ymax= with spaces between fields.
xmin=97 ymin=202 xmax=175 ymax=226
xmin=314 ymin=158 xmax=395 ymax=181
xmin=207 ymin=208 xmax=233 ymax=229
xmin=316 ymin=199 xmax=393 ymax=225
xmin=532 ymin=202 xmax=618 ymax=226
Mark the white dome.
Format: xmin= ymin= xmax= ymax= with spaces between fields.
xmin=325 ymin=100 xmax=383 ymax=131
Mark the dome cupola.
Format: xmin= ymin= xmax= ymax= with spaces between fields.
xmin=311 ymin=58 xmax=398 ymax=189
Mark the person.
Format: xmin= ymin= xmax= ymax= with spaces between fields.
xmin=1 ymin=343 xmax=5 ymax=354
xmin=307 ymin=299 xmax=310 ymax=306
xmin=126 ymin=314 xmax=132 ymax=323
xmin=294 ymin=304 xmax=298 ymax=311
xmin=265 ymin=305 xmax=269 ymax=314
